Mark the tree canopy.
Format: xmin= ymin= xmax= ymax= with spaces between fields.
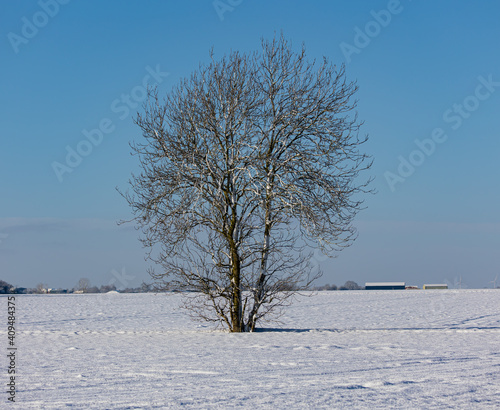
xmin=122 ymin=34 xmax=372 ymax=332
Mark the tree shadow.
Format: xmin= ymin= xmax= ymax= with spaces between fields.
xmin=254 ymin=325 xmax=500 ymax=332
xmin=254 ymin=327 xmax=342 ymax=333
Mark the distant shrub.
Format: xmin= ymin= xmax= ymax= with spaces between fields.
xmin=340 ymin=281 xmax=362 ymax=290
xmin=0 ymin=280 xmax=13 ymax=294
xmin=316 ymin=283 xmax=338 ymax=291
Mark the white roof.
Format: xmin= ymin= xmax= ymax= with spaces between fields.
xmin=365 ymin=282 xmax=406 ymax=286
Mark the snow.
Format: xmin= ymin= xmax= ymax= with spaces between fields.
xmin=4 ymin=290 xmax=500 ymax=408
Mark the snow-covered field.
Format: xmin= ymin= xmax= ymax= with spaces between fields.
xmin=4 ymin=290 xmax=500 ymax=408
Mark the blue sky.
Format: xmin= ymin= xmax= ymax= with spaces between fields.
xmin=1 ymin=0 xmax=499 ymax=290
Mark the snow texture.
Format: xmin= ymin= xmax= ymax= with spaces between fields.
xmin=3 ymin=289 xmax=500 ymax=408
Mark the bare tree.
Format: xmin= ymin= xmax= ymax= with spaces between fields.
xmin=122 ymin=34 xmax=372 ymax=332
xmin=35 ymin=283 xmax=48 ymax=294
xmin=76 ymin=278 xmax=90 ymax=293
xmin=340 ymin=281 xmax=362 ymax=290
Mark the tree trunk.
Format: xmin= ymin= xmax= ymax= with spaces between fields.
xmin=247 ymin=176 xmax=273 ymax=332
xmin=230 ymin=243 xmax=243 ymax=332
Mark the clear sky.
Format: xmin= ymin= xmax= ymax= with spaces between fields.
xmin=1 ymin=0 xmax=499 ymax=290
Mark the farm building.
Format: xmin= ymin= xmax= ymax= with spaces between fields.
xmin=423 ymin=284 xmax=448 ymax=289
xmin=365 ymin=282 xmax=406 ymax=290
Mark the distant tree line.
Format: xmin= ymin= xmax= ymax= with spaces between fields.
xmin=0 ymin=279 xmax=156 ymax=294
xmin=313 ymin=281 xmax=363 ymax=291
xmin=0 ymin=278 xmax=365 ymax=295
xmin=0 ymin=280 xmax=19 ymax=294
